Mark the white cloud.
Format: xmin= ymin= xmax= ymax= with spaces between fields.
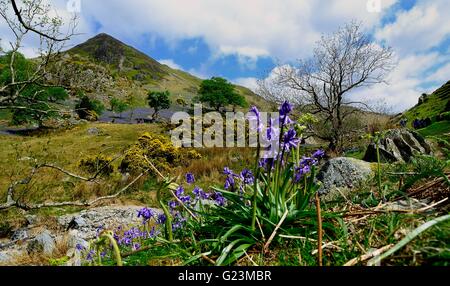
xmin=70 ymin=0 xmax=396 ymax=61
xmin=348 ymin=52 xmax=448 ymax=112
xmin=233 ymin=77 xmax=258 ymax=91
xmin=427 ymin=62 xmax=450 ymax=83
xmin=159 ymin=59 xmax=183 ymax=70
xmin=375 ymin=0 xmax=450 ymax=55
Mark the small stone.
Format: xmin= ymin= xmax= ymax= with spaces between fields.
xmin=25 ymin=215 xmax=38 ymax=226
xmin=11 ymin=228 xmax=28 ymax=241
xmin=87 ymin=127 xmax=101 ymax=136
xmin=66 ymin=216 xmax=87 ymax=230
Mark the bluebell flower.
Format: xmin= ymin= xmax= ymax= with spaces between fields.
xmin=213 ymin=192 xmax=226 ymax=206
xmin=168 ymin=200 xmax=178 ymax=210
xmin=283 ymin=128 xmax=300 ymax=151
xmin=223 ymin=167 xmax=235 ymax=176
xmin=137 ymin=207 xmax=154 ymax=222
xmin=133 ymin=243 xmax=141 ymax=251
xmin=280 ymin=101 xmax=293 ymax=117
xmin=86 ymin=250 xmax=95 ymax=261
xmin=240 ymin=169 xmax=254 ymax=185
xmin=280 ymin=101 xmax=294 ymax=126
xmin=300 ymin=156 xmax=318 ymax=167
xmin=157 ymin=213 xmax=167 ymax=225
xmin=294 ymin=165 xmax=311 ymax=183
xmin=267 ymin=118 xmax=280 ymax=141
xmin=75 ymin=244 xmax=84 ymax=251
xmin=224 ymin=175 xmax=235 ymax=190
xmin=248 ymin=106 xmax=263 ymax=132
xmin=186 ymin=173 xmax=195 ymax=184
xmin=312 ymin=149 xmax=325 ymax=159
xmin=175 ymin=186 xmax=184 ymax=198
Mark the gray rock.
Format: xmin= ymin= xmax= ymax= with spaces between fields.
xmin=11 ymin=228 xmax=29 ymax=241
xmin=66 ymin=230 xmax=89 ymax=250
xmin=317 ymin=157 xmax=374 ymax=200
xmin=66 ymin=216 xmax=87 ymax=230
xmin=58 ymin=206 xmax=160 ymax=240
xmin=87 ymin=127 xmax=101 ymax=136
xmin=0 ymin=251 xmax=14 ymax=265
xmin=363 ymin=129 xmax=432 ymax=163
xmin=27 ymin=230 xmax=55 ymax=255
xmin=25 ymin=215 xmax=38 ymax=226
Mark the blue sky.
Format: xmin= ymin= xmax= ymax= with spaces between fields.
xmin=1 ymin=0 xmax=449 ymax=112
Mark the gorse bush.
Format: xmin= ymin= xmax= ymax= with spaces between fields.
xmin=119 ymin=132 xmax=202 ymax=175
xmin=78 ymin=154 xmax=115 ymax=177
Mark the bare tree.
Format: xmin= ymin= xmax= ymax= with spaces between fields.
xmin=273 ymin=22 xmax=395 ymax=152
xmin=0 ymin=0 xmax=78 ymax=116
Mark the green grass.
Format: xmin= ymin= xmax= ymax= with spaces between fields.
xmin=0 ymin=123 xmax=160 ymax=204
xmin=403 ymin=81 xmax=450 ymax=126
xmin=417 ymin=121 xmax=450 ymax=138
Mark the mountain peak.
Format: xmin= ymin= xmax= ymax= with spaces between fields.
xmin=68 ymin=33 xmax=166 ymax=79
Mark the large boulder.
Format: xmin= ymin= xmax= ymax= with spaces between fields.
xmin=317 ymin=157 xmax=374 ymax=200
xmin=363 ymin=129 xmax=432 ymax=163
xmin=27 ymin=230 xmax=56 ymax=255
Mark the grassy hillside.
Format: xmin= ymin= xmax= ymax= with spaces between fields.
xmin=402 ymin=81 xmax=450 ymax=124
xmin=65 ymin=33 xmax=269 ymax=110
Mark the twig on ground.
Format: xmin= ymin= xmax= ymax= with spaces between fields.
xmin=201 ymin=254 xmax=216 ymax=265
xmin=343 ymin=244 xmax=394 ymax=266
xmin=264 ymin=210 xmax=288 ymax=253
xmin=315 ymin=192 xmax=323 ymax=266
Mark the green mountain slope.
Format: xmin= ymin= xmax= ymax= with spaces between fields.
xmin=62 ymin=33 xmax=267 ymax=109
xmin=403 ymin=80 xmax=450 ymax=123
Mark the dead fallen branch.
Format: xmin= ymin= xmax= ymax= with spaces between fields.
xmin=0 ymin=172 xmax=147 ymax=211
xmin=343 ymin=198 xmax=448 ymax=218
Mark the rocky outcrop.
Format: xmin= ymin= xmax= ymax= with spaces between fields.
xmin=363 ymin=129 xmax=432 ymax=163
xmin=57 ymin=206 xmax=160 ymax=240
xmin=317 ymin=157 xmax=374 ymax=200
xmin=0 ymin=205 xmax=160 ymax=265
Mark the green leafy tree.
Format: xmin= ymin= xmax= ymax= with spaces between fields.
xmin=0 ymin=0 xmax=77 ymax=126
xmin=1 ymin=52 xmax=68 ymax=127
xmin=75 ymin=94 xmax=105 ymax=121
xmin=110 ymin=98 xmax=129 ymax=117
xmin=198 ymin=77 xmax=246 ymax=111
xmin=147 ymin=90 xmax=171 ymax=120
xmin=12 ymin=87 xmax=68 ymax=127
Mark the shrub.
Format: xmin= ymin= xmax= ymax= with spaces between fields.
xmin=76 ymin=95 xmax=105 ymax=121
xmin=79 ymin=155 xmax=115 ymax=177
xmin=119 ymin=132 xmax=201 ymax=175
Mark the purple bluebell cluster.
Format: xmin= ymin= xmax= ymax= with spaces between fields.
xmin=223 ymin=167 xmax=255 ymax=191
xmin=137 ymin=207 xmax=154 ymax=223
xmin=211 ymin=192 xmax=226 ymax=206
xmin=283 ymin=129 xmax=300 ymax=151
xmin=280 ymin=101 xmax=294 ymax=125
xmin=240 ymin=169 xmax=255 ymax=185
xmin=224 ymin=167 xmax=237 ymax=190
xmin=186 ymin=173 xmax=195 ymax=184
xmin=294 ymin=150 xmax=326 ymax=183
